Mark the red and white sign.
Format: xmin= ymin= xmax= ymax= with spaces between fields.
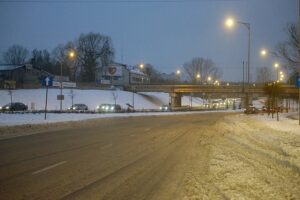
xmin=105 ymin=66 xmax=122 ymax=76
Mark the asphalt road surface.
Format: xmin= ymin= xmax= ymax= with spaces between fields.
xmin=0 ymin=112 xmax=299 ymax=200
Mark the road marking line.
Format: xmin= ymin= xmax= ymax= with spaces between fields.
xmin=32 ymin=161 xmax=67 ymax=175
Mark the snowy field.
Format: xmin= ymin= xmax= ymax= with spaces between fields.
xmin=0 ymin=88 xmax=206 ymax=111
xmin=0 ymin=88 xmax=235 ymax=127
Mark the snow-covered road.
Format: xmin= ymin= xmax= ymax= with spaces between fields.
xmin=0 ymin=112 xmax=299 ymax=199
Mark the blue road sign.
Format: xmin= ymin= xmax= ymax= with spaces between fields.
xmin=296 ymin=75 xmax=300 ymax=88
xmin=42 ymin=76 xmax=53 ymax=87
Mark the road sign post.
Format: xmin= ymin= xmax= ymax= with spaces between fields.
xmin=44 ymin=85 xmax=48 ymax=120
xmin=42 ymin=77 xmax=53 ymax=120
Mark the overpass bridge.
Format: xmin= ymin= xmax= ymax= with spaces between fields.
xmin=126 ymin=84 xmax=299 ymax=107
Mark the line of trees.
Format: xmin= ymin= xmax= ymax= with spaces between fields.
xmin=1 ymin=32 xmax=114 ymax=82
xmin=2 ymin=33 xmax=224 ymax=84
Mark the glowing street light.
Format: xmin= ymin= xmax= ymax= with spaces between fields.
xmin=207 ymin=76 xmax=212 ymax=82
xmin=274 ymin=62 xmax=280 ymax=80
xmin=260 ymin=49 xmax=267 ymax=57
xmin=139 ymin=63 xmax=144 ymax=69
xmin=196 ymin=73 xmax=200 ymax=79
xmin=59 ymin=49 xmax=76 ymax=112
xmin=69 ymin=50 xmax=76 ymax=59
xmin=225 ymin=16 xmax=251 ymax=107
xmin=225 ymin=17 xmax=235 ymax=28
xmin=274 ymin=62 xmax=279 ymax=68
xmin=176 ymin=70 xmax=181 ymax=75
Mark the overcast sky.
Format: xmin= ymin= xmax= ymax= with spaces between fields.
xmin=0 ymin=0 xmax=298 ymax=81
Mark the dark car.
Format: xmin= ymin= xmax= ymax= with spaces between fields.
xmin=96 ymin=104 xmax=122 ymax=113
xmin=0 ymin=102 xmax=28 ymax=111
xmin=68 ymin=104 xmax=88 ymax=111
xmin=244 ymin=106 xmax=259 ymax=114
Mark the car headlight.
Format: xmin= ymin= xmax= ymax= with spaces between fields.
xmin=6 ymin=106 xmax=9 ymax=109
xmin=96 ymin=105 xmax=100 ymax=109
xmin=0 ymin=106 xmax=2 ymax=110
xmin=73 ymin=107 xmax=76 ymax=110
xmin=164 ymin=107 xmax=168 ymax=110
xmin=105 ymin=106 xmax=109 ymax=111
xmin=111 ymin=106 xmax=115 ymax=111
xmin=159 ymin=107 xmax=162 ymax=110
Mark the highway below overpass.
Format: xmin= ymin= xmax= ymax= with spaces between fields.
xmin=0 ymin=112 xmax=299 ymax=200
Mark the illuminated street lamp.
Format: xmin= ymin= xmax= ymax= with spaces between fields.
xmin=59 ymin=49 xmax=76 ymax=112
xmin=225 ymin=18 xmax=235 ymax=28
xmin=225 ymin=16 xmax=251 ymax=107
xmin=69 ymin=50 xmax=75 ymax=59
xmin=207 ymin=76 xmax=212 ymax=84
xmin=274 ymin=62 xmax=280 ymax=80
xmin=176 ymin=69 xmax=181 ymax=83
xmin=196 ymin=73 xmax=200 ymax=79
xmin=260 ymin=49 xmax=267 ymax=57
xmin=139 ymin=63 xmax=144 ymax=69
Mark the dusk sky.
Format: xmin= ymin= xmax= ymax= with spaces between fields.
xmin=0 ymin=0 xmax=298 ymax=81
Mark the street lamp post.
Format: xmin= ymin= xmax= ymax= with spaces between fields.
xmin=196 ymin=73 xmax=200 ymax=83
xmin=59 ymin=50 xmax=76 ymax=112
xmin=176 ymin=69 xmax=181 ymax=83
xmin=225 ymin=17 xmax=251 ymax=108
xmin=274 ymin=62 xmax=279 ymax=81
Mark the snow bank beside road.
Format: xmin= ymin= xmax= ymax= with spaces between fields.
xmin=206 ymin=114 xmax=300 ymax=199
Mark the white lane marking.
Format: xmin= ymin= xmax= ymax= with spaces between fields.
xmin=32 ymin=161 xmax=67 ymax=175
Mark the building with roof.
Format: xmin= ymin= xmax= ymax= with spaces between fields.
xmin=96 ymin=63 xmax=150 ymax=87
xmin=0 ymin=64 xmax=53 ymax=88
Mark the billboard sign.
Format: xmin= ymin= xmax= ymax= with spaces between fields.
xmin=105 ymin=65 xmax=123 ymax=76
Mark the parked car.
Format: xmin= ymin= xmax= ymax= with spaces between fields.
xmin=159 ymin=105 xmax=171 ymax=112
xmin=244 ymin=106 xmax=259 ymax=114
xmin=68 ymin=104 xmax=88 ymax=111
xmin=0 ymin=102 xmax=28 ymax=111
xmin=96 ymin=104 xmax=122 ymax=113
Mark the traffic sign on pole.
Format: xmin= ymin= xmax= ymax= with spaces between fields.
xmin=42 ymin=76 xmax=53 ymax=87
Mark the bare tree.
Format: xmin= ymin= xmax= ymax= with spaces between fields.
xmin=76 ymin=32 xmax=114 ymax=82
xmin=3 ymin=45 xmax=29 ymax=64
xmin=274 ymin=23 xmax=298 ymax=74
xmin=183 ymin=57 xmax=222 ymax=83
xmin=256 ymin=66 xmax=272 ymax=84
xmin=112 ymin=91 xmax=118 ymax=106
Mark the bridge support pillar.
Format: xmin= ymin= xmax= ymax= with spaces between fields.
xmin=241 ymin=94 xmax=253 ymax=108
xmin=170 ymin=92 xmax=182 ymax=107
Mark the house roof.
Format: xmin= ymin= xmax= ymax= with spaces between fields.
xmin=0 ymin=64 xmax=25 ymax=71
